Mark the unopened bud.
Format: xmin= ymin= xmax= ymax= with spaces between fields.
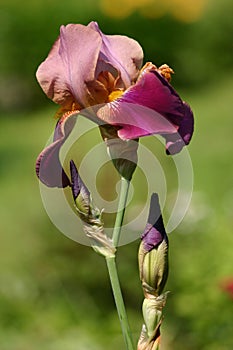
xmin=70 ymin=160 xmax=115 ymax=257
xmin=138 ymin=193 xmax=169 ymax=297
xmin=70 ymin=160 xmax=91 ymax=218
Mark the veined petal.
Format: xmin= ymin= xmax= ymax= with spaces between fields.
xmin=95 ymin=68 xmax=193 ymax=148
xmin=96 ymin=101 xmax=178 ymax=141
xmin=118 ymin=69 xmax=185 ymax=125
xmin=36 ymin=24 xmax=102 ymax=107
xmin=36 ymin=111 xmax=78 ymax=188
xmin=88 ymin=21 xmax=143 ymax=87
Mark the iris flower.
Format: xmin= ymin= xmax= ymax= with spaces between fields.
xmin=36 ymin=21 xmax=194 ymax=187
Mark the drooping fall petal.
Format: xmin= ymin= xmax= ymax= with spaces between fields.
xmin=120 ymin=69 xmax=185 ymax=125
xmin=36 ymin=111 xmax=78 ymax=187
xmin=165 ymin=102 xmax=194 ymax=154
xmin=96 ymin=69 xmax=193 ymax=153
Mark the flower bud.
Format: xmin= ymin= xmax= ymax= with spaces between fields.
xmin=138 ymin=193 xmax=169 ymax=298
xmin=70 ymin=160 xmax=115 ymax=257
xmin=70 ymin=160 xmax=91 ymax=219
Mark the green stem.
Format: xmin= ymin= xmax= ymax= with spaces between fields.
xmin=105 ymin=177 xmax=134 ymax=350
xmin=112 ymin=177 xmax=130 ymax=247
xmin=106 ymin=256 xmax=134 ymax=350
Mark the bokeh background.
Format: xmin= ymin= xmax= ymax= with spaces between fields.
xmin=1 ymin=0 xmax=233 ymax=349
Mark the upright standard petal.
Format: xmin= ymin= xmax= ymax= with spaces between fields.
xmin=36 ymin=24 xmax=102 ymax=107
xmin=88 ymin=21 xmax=143 ymax=87
xmin=36 ymin=111 xmax=78 ymax=188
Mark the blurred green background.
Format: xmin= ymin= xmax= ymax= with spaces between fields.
xmin=1 ymin=0 xmax=233 ymax=349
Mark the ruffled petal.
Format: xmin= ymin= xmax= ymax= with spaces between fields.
xmin=95 ymin=68 xmax=185 ymax=139
xmin=95 ymin=68 xmax=194 ymax=150
xmin=88 ymin=22 xmax=143 ymax=87
xmin=36 ymin=24 xmax=102 ymax=107
xmin=118 ymin=69 xmax=185 ymax=125
xmin=36 ymin=112 xmax=78 ymax=187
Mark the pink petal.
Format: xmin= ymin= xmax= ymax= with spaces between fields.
xmin=36 ymin=112 xmax=78 ymax=187
xmin=88 ymin=22 xmax=143 ymax=87
xmin=36 ymin=24 xmax=102 ymax=107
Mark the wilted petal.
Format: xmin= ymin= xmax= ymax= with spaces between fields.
xmin=88 ymin=21 xmax=143 ymax=87
xmin=36 ymin=24 xmax=102 ymax=107
xmin=36 ymin=112 xmax=78 ymax=187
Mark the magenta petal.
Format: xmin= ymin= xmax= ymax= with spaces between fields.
xmin=178 ymin=102 xmax=194 ymax=145
xmin=96 ymin=102 xmax=177 ymax=139
xmin=36 ymin=24 xmax=102 ymax=107
xmin=88 ymin=22 xmax=143 ymax=87
xmin=119 ymin=70 xmax=185 ymax=125
xmin=95 ymin=70 xmax=184 ymax=139
xmin=165 ymin=102 xmax=194 ymax=155
xmin=96 ymin=69 xmax=194 ymax=147
xmin=36 ymin=112 xmax=78 ymax=187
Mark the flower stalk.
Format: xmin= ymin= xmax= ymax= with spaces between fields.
xmin=106 ymin=176 xmax=134 ymax=350
xmin=70 ymin=161 xmax=134 ymax=349
xmin=112 ymin=177 xmax=131 ymax=247
xmin=106 ymin=256 xmax=135 ymax=350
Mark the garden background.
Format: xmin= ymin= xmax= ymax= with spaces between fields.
xmin=0 ymin=0 xmax=233 ymax=349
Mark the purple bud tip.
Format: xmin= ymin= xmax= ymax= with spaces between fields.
xmin=141 ymin=193 xmax=167 ymax=252
xmin=70 ymin=160 xmax=81 ymax=200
